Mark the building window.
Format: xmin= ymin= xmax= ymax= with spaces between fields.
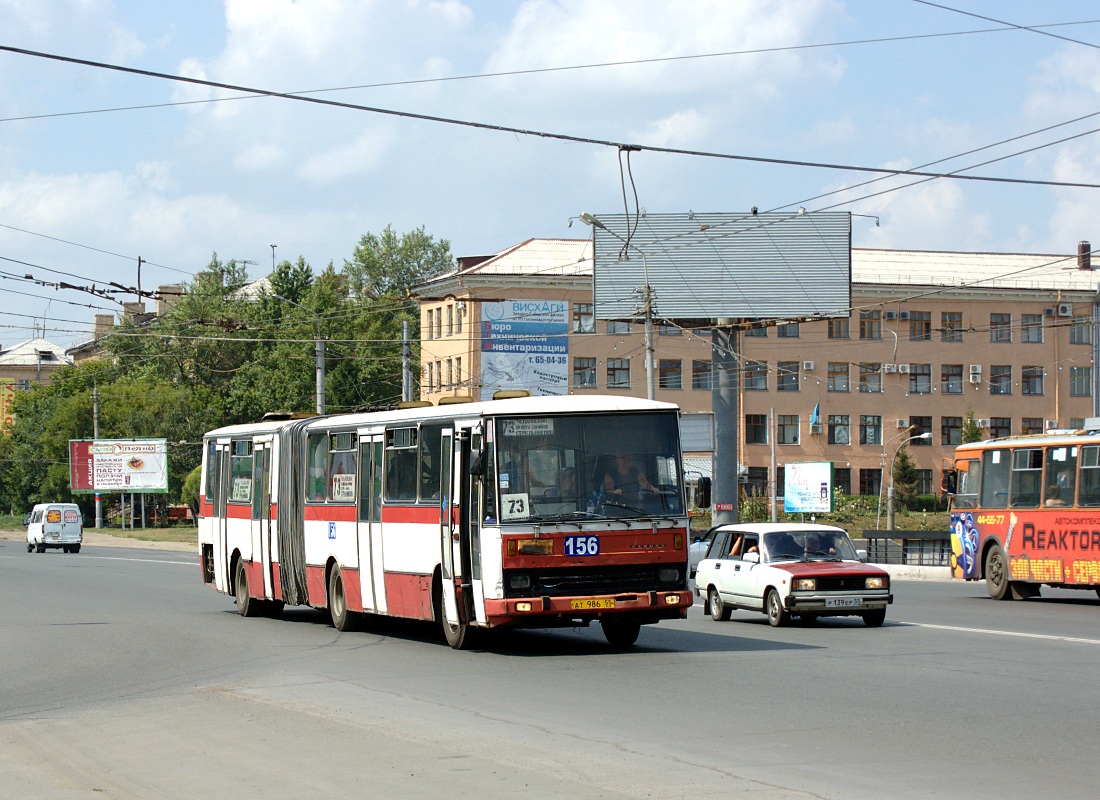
xmin=455 ymin=305 xmax=463 ymax=335
xmin=859 ymin=363 xmax=882 ymax=393
xmin=859 ymin=468 xmax=881 ymax=497
xmin=745 ymin=414 xmax=768 ymax=444
xmin=692 ymin=360 xmax=712 ymax=390
xmin=455 ymin=357 xmax=462 ymax=386
xmin=434 ymin=312 xmax=442 ymax=340
xmin=828 ymin=317 xmax=850 ymax=339
xmin=607 ymin=320 xmax=630 ymax=334
xmin=909 ymin=363 xmax=932 ymax=394
xmin=1021 ymin=314 xmax=1043 ymax=344
xmin=607 ymin=358 xmax=630 ymax=388
xmin=573 ymin=357 xmax=596 ymax=388
xmin=1071 ymin=417 xmax=1086 ymax=429
xmin=916 ymin=469 xmax=933 ymax=495
xmin=1071 ymin=366 xmax=1092 ymax=396
xmin=777 ymin=361 xmax=800 ymax=392
xmin=911 ymin=416 xmax=932 ymax=443
xmin=909 ymin=311 xmax=931 ymax=341
xmin=445 ymin=305 xmax=454 ymax=337
xmin=834 ymin=468 xmax=852 ymax=496
xmin=658 ymin=359 xmax=682 ymax=389
xmin=658 ymin=321 xmax=682 ymax=336
xmin=777 ymin=466 xmax=786 ymax=499
xmin=1021 ymin=366 xmax=1044 ymax=396
xmin=777 ymin=322 xmax=800 ymax=338
xmin=860 ymin=310 xmax=881 ymax=340
xmin=425 ymin=362 xmax=435 ymax=393
xmin=828 ymin=415 xmax=850 ymax=445
xmin=941 ymin=364 xmax=963 ymax=394
xmin=828 ymin=362 xmax=850 ymax=392
xmin=942 ymin=416 xmax=962 ymax=446
xmin=990 ymin=417 xmax=1011 ymax=438
xmin=1021 ymin=417 xmax=1044 ymax=435
xmin=1071 ymin=315 xmax=1091 ymax=345
xmin=777 ymin=415 xmax=799 ymax=444
xmin=745 ymin=325 xmax=767 ymax=337
xmin=990 ymin=365 xmax=1012 ymax=395
xmin=744 ymin=360 xmax=767 ymax=391
xmin=942 ymin=311 xmax=963 ymax=342
xmin=445 ymin=358 xmax=453 ymax=388
xmin=573 ymin=303 xmax=594 ymax=334
xmin=990 ymin=313 xmax=1011 ymax=343
xmin=746 ymin=467 xmax=769 ymax=495
xmin=424 ymin=309 xmax=434 ymax=340
xmin=859 ymin=415 xmax=882 ymax=445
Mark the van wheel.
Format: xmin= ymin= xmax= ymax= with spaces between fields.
xmin=26 ymin=543 xmax=33 ymax=553
xmin=71 ymin=545 xmax=80 ymax=554
xmin=63 ymin=546 xmax=70 ymax=554
xmin=36 ymin=543 xmax=45 ymax=553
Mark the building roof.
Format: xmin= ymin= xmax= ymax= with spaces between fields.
xmin=0 ymin=338 xmax=73 ymax=367
xmin=419 ymin=237 xmax=1095 ymax=295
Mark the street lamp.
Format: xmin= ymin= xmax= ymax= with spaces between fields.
xmin=877 ymin=430 xmax=932 ymax=529
xmin=272 ymin=294 xmax=326 ymax=415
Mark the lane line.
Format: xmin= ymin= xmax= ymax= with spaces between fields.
xmin=910 ymin=622 xmax=1100 ymax=646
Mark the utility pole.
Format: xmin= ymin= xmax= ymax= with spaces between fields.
xmin=642 ymin=284 xmax=655 ymax=401
xmin=93 ymin=381 xmax=102 ymax=529
xmin=402 ymin=321 xmax=413 ymax=402
xmin=712 ymin=321 xmax=739 ymax=525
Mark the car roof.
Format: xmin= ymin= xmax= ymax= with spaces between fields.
xmin=710 ymin=522 xmax=847 ymax=534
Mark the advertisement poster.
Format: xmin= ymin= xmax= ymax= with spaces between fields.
xmin=69 ymin=439 xmax=169 ymax=493
xmin=784 ymin=461 xmax=834 ymax=514
xmin=0 ymin=380 xmax=14 ymax=434
xmin=479 ymin=300 xmax=569 ymax=400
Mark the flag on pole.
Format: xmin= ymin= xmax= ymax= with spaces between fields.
xmin=809 ymin=402 xmax=820 ymax=426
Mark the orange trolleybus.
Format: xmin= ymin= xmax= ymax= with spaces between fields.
xmin=947 ymin=428 xmax=1100 ymax=600
xmin=198 ymin=394 xmax=692 ymax=648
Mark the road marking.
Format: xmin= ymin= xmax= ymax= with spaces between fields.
xmin=913 ymin=622 xmax=1100 ymax=646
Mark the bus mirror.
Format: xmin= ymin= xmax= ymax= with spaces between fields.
xmin=694 ymin=476 xmax=712 ymax=509
xmin=470 ymin=451 xmax=485 ymax=477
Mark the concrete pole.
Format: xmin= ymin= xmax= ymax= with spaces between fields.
xmin=711 ymin=321 xmax=739 ymax=525
xmin=643 ymin=285 xmax=655 ymax=401
xmin=402 ymin=320 xmax=413 ymax=402
xmin=1092 ymin=283 xmax=1100 ymax=418
xmin=93 ymin=382 xmax=102 ymax=529
xmin=314 ymin=316 xmax=326 ymax=415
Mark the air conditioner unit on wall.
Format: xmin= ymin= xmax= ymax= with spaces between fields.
xmin=897 ymin=364 xmax=911 ymax=374
xmin=968 ymin=364 xmax=982 ymax=375
xmin=884 ymin=310 xmax=897 ymax=320
xmin=803 ymin=360 xmax=815 ymax=371
xmin=1045 ymin=419 xmax=1058 ymax=430
xmin=977 ymin=418 xmax=991 ymax=428
xmin=968 ymin=373 xmax=982 ymax=384
xmin=896 ymin=418 xmax=909 ymax=428
xmin=883 ymin=363 xmax=897 ymax=373
xmin=1044 ymin=307 xmax=1056 ymax=317
xmin=810 ymin=422 xmax=822 ymax=435
xmin=899 ymin=311 xmax=910 ymax=321
xmin=1058 ymin=303 xmax=1073 ymax=317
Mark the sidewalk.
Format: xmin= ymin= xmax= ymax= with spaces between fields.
xmin=878 ymin=563 xmax=952 ymax=581
xmin=0 ymin=528 xmax=195 ymax=553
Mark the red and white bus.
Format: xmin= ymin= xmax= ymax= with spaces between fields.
xmin=198 ymin=394 xmax=693 ymax=648
xmin=947 ymin=429 xmax=1100 ymax=600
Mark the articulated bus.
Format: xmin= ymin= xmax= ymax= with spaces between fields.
xmin=947 ymin=429 xmax=1100 ymax=601
xmin=198 ymin=394 xmax=693 ymax=648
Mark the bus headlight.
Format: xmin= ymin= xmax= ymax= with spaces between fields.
xmin=865 ymin=576 xmax=887 ymax=589
xmin=658 ymin=567 xmax=680 ymax=583
xmin=508 ymin=573 xmax=532 ymax=590
xmin=794 ymin=578 xmax=815 ymax=591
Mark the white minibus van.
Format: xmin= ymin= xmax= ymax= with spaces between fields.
xmin=26 ymin=503 xmax=84 ymax=553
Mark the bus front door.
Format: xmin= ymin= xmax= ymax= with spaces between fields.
xmin=250 ymin=440 xmax=275 ymax=600
xmin=356 ymin=435 xmax=387 ymax=613
xmin=212 ymin=440 xmax=231 ymax=593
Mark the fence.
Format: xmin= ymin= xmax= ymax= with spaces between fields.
xmin=856 ymin=530 xmax=951 ymax=566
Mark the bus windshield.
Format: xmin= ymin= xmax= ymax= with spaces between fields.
xmin=493 ymin=411 xmax=684 ymax=522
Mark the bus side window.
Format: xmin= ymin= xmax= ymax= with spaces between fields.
xmin=1044 ymin=446 xmax=1077 ymax=508
xmin=1079 ymin=446 xmax=1100 ymax=507
xmin=952 ymin=460 xmax=980 ymax=509
xmin=979 ymin=450 xmax=1009 ymax=509
xmin=1009 ymin=448 xmax=1041 ymax=508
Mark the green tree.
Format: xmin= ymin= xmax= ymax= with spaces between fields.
xmin=344 ymin=225 xmax=453 ymax=300
xmin=892 ymin=444 xmax=919 ymax=509
xmin=961 ymin=408 xmax=984 ymax=443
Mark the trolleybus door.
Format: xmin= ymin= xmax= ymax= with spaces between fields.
xmin=356 ymin=434 xmax=386 ymax=613
xmin=250 ymin=441 xmax=274 ymax=600
xmin=212 ymin=440 xmax=231 ymax=593
xmin=439 ymin=429 xmax=464 ymax=627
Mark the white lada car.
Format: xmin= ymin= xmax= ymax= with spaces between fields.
xmin=694 ymin=523 xmax=892 ymax=627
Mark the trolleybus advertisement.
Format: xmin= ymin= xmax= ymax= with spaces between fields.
xmin=69 ymin=439 xmax=169 ymax=493
xmin=480 ymin=299 xmax=568 ymax=400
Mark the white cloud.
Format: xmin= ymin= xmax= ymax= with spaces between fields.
xmin=296 ymin=129 xmax=395 ymax=184
xmin=234 ymin=143 xmax=285 ymax=172
xmin=634 ymin=109 xmax=708 ymax=148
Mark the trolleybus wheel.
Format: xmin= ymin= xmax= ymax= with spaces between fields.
xmin=600 ymin=617 xmax=641 ymax=649
xmin=265 ymin=600 xmax=284 ymax=618
xmin=708 ymin=587 xmax=731 ymax=621
xmin=862 ymin=608 xmax=887 ymax=627
xmin=766 ymin=588 xmax=790 ymax=627
xmin=985 ymin=544 xmax=1012 ymax=601
xmin=235 ymin=560 xmax=260 ymax=618
xmin=328 ymin=566 xmax=357 ymax=631
xmin=442 ymin=617 xmax=472 ymax=649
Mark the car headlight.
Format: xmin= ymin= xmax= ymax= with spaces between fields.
xmin=794 ymin=578 xmax=816 ymax=591
xmin=865 ymin=576 xmax=887 ymax=589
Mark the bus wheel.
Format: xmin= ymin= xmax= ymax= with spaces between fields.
xmin=708 ymin=587 xmax=731 ymax=621
xmin=235 ymin=560 xmax=260 ymax=618
xmin=985 ymin=544 xmax=1012 ymax=601
xmin=766 ymin=588 xmax=790 ymax=627
xmin=265 ymin=600 xmax=285 ymax=618
xmin=601 ymin=617 xmax=641 ymax=649
xmin=328 ymin=566 xmax=357 ymax=631
xmin=442 ymin=617 xmax=472 ymax=649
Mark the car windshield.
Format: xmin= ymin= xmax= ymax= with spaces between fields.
xmin=492 ymin=411 xmax=684 ymax=522
xmin=762 ymin=530 xmax=856 ymax=562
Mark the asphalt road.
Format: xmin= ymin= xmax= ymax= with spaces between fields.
xmin=3 ymin=537 xmax=1099 ymax=799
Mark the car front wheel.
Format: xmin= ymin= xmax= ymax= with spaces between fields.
xmin=766 ymin=588 xmax=789 ymax=627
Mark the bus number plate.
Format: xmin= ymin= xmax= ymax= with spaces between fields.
xmin=564 ymin=535 xmax=600 ymax=556
xmin=570 ymin=598 xmax=615 ymax=610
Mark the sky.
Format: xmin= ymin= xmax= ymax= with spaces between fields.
xmin=1 ymin=0 xmax=1099 ymax=350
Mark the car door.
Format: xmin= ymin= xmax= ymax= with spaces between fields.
xmin=722 ymin=533 xmax=763 ymax=609
xmin=694 ymin=529 xmax=732 ymax=594
xmin=736 ymin=534 xmax=770 ymax=610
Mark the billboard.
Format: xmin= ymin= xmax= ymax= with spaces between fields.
xmin=783 ymin=461 xmax=835 ymax=514
xmin=479 ymin=299 xmax=569 ymax=400
xmin=0 ymin=380 xmax=13 ymax=433
xmin=70 ymin=439 xmax=169 ymax=494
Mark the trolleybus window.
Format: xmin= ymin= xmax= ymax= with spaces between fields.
xmin=979 ymin=449 xmax=1009 ymax=509
xmin=953 ymin=458 xmax=980 ymax=509
xmin=1079 ymin=445 xmax=1100 ymax=507
xmin=385 ymin=426 xmax=419 ymax=502
xmin=229 ymin=440 xmax=253 ymax=503
xmin=1009 ymin=448 xmax=1042 ymax=508
xmin=329 ymin=432 xmax=356 ymax=503
xmin=1043 ymin=445 xmax=1076 ymax=507
xmin=418 ymin=425 xmax=445 ymax=501
xmin=307 ymin=433 xmax=327 ymax=502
